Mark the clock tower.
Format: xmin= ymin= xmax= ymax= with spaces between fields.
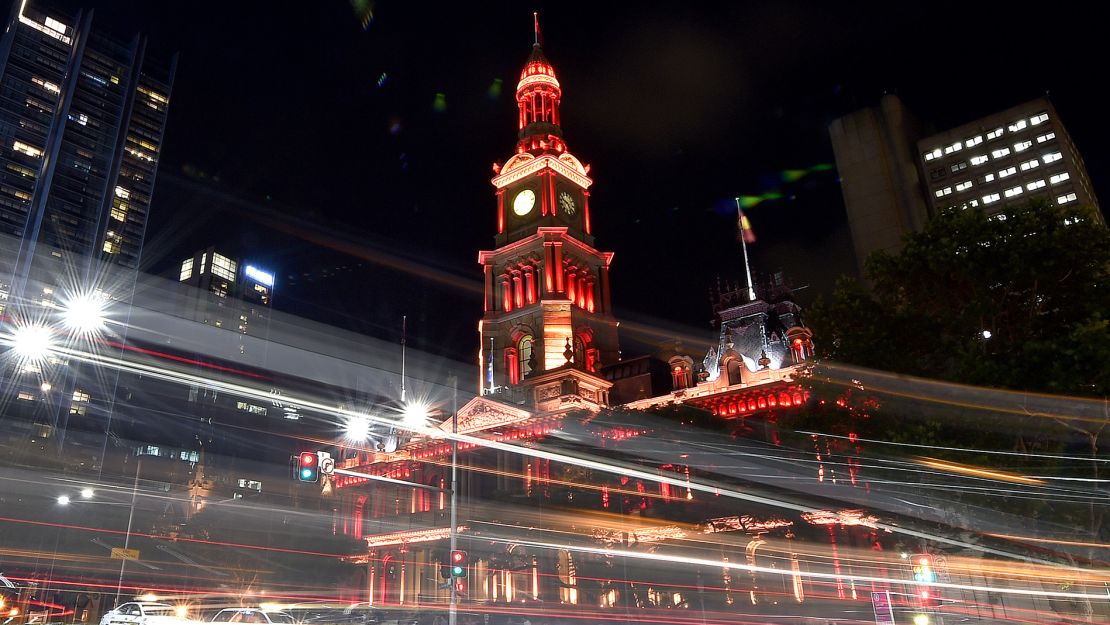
xmin=479 ymin=38 xmax=617 ymax=409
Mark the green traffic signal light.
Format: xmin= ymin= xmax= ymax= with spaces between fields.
xmin=296 ymin=452 xmax=319 ymax=483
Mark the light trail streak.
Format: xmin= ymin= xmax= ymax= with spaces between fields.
xmin=18 ymin=340 xmax=1106 ymax=575
xmin=0 ymin=516 xmax=347 ymax=558
xmin=986 ymin=533 xmax=1110 ymax=549
xmin=469 ymin=512 xmax=1110 ymax=584
xmin=812 ymin=361 xmax=1110 ymax=427
xmin=474 ymin=530 xmax=1110 ymax=601
xmin=672 ymin=438 xmax=1095 ymax=497
xmin=798 ymin=430 xmax=1110 ymax=464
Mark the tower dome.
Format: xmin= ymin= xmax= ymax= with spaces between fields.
xmin=515 ymin=42 xmax=565 ymax=153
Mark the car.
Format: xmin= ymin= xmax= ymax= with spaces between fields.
xmin=210 ymin=609 xmax=296 ymax=625
xmin=100 ymin=603 xmax=190 ymax=625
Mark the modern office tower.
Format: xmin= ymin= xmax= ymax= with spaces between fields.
xmin=830 ymin=95 xmax=1100 ymax=274
xmin=178 ymin=247 xmax=274 ymax=335
xmin=828 ymin=95 xmax=931 ymax=276
xmin=0 ymin=0 xmax=176 ymax=299
xmin=916 ymin=97 xmax=1099 ymax=219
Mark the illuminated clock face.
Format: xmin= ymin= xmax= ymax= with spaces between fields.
xmin=512 ymin=189 xmax=535 ymax=216
xmin=559 ymin=191 xmax=577 ymax=216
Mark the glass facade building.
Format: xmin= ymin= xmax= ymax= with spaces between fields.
xmin=0 ymin=0 xmax=175 ymax=295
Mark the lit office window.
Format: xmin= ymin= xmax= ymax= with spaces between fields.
xmin=1008 ymin=119 xmax=1027 ymax=132
xmin=31 ymin=76 xmax=60 ymax=94
xmin=923 ymin=148 xmax=942 ymax=161
xmin=950 ymin=161 xmax=968 ymax=172
xmin=1049 ymin=172 xmax=1070 ymax=184
xmin=72 ymin=389 xmax=90 ymax=402
xmin=965 ymin=135 xmax=983 ymax=148
xmin=1036 ymin=132 xmax=1056 ymax=143
xmin=983 ymin=173 xmax=996 ymax=182
xmin=998 ymin=166 xmax=1017 ymax=178
xmin=944 ymin=141 xmax=962 ymax=154
xmin=114 ymin=186 xmax=130 ymax=199
xmin=1057 ymin=192 xmax=1077 ymax=204
xmin=982 ymin=193 xmax=1001 ymax=204
xmin=102 ymin=231 xmax=121 ymax=254
xmin=12 ymin=140 xmax=42 ymax=158
xmin=991 ymin=148 xmax=1011 ymax=159
xmin=1004 ymin=186 xmax=1023 ymax=198
xmin=935 ymin=187 xmax=953 ymax=198
xmin=967 ymin=199 xmax=979 ymax=207
xmin=970 ymin=155 xmax=989 ymax=166
xmin=180 ymin=258 xmax=194 ymax=281
xmin=210 ymin=253 xmax=237 ymax=282
xmin=1029 ymin=112 xmax=1049 ymax=125
xmin=1042 ymin=152 xmax=1062 ymax=164
xmin=1026 ymin=180 xmax=1046 ymax=191
xmin=986 ymin=127 xmax=1004 ymax=140
xmin=1019 ymin=159 xmax=1039 ymax=171
xmin=956 ymin=181 xmax=973 ymax=192
xmin=1013 ymin=140 xmax=1032 ymax=152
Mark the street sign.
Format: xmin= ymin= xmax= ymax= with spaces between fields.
xmin=110 ymin=548 xmax=140 ymax=560
xmin=318 ymin=451 xmax=335 ymax=475
xmin=871 ymin=591 xmax=895 ymax=625
xmin=933 ymin=555 xmax=951 ymax=583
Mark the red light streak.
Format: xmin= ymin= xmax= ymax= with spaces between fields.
xmin=100 ymin=339 xmax=270 ymax=380
xmin=0 ymin=516 xmax=346 ymax=558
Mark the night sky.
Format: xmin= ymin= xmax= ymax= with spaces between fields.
xmin=50 ymin=1 xmax=1109 ymax=362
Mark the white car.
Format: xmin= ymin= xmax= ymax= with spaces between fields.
xmin=100 ymin=603 xmax=190 ymax=625
xmin=210 ymin=609 xmax=296 ymax=625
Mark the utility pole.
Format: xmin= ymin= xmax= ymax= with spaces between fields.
xmin=448 ymin=375 xmax=459 ymax=625
xmin=114 ymin=455 xmax=141 ymax=606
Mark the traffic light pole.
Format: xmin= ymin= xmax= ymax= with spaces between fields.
xmin=449 ymin=376 xmax=459 ymax=625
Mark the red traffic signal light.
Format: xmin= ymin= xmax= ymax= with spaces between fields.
xmin=296 ymin=452 xmax=319 ymax=482
xmin=450 ymin=550 xmax=467 ymax=577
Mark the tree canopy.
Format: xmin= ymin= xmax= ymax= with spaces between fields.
xmin=808 ymin=201 xmax=1110 ymax=397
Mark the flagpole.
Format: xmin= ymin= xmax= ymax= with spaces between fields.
xmin=735 ymin=197 xmax=757 ymax=302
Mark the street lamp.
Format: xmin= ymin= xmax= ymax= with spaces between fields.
xmin=10 ymin=323 xmax=54 ymax=362
xmin=56 ymin=495 xmax=70 ymax=506
xmin=402 ymin=401 xmax=429 ymax=430
xmin=59 ymin=291 xmax=107 ymax=336
xmin=80 ymin=488 xmax=94 ymax=499
xmin=343 ymin=414 xmax=372 ymax=443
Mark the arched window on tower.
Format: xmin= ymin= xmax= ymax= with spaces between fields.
xmin=519 ymin=335 xmax=535 ymax=379
xmin=726 ymin=358 xmax=743 ymax=386
xmin=669 ymin=355 xmax=694 ymax=391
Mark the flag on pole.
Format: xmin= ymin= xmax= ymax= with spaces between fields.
xmin=738 ymin=210 xmax=756 ymax=244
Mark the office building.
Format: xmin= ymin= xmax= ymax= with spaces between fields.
xmin=828 ymin=95 xmax=931 ymax=276
xmin=916 ymin=98 xmax=1098 ymax=218
xmin=0 ymin=0 xmax=176 ymax=298
xmin=830 ymin=95 xmax=1100 ymax=273
xmin=177 ymin=246 xmax=274 ymax=335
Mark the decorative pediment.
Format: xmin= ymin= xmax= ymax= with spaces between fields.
xmin=442 ymin=396 xmax=536 ymax=435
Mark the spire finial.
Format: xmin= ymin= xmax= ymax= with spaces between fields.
xmin=533 ymin=12 xmax=540 ymax=46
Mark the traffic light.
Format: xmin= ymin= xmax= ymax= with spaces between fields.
xmin=911 ymin=554 xmax=939 ymax=607
xmin=296 ymin=451 xmax=319 ymax=482
xmin=450 ymin=550 xmax=468 ymax=578
xmin=912 ymin=555 xmax=936 ymax=583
